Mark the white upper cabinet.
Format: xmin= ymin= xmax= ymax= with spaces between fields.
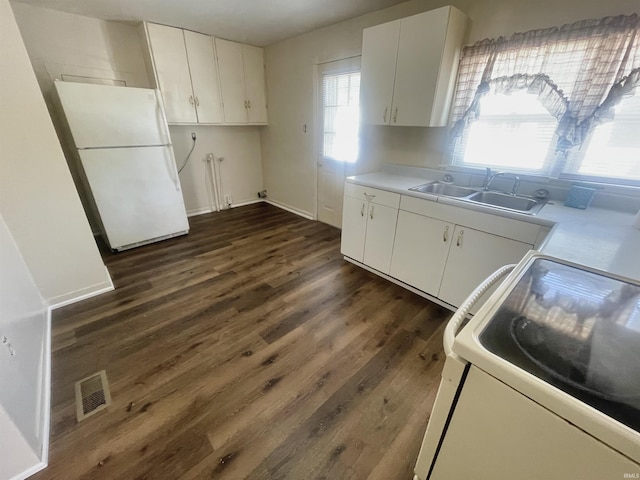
xmin=216 ymin=39 xmax=268 ymax=124
xmin=360 ymin=20 xmax=401 ymax=125
xmin=183 ymin=30 xmax=224 ymax=124
xmin=360 ymin=6 xmax=468 ymax=127
xmin=145 ymin=23 xmax=223 ymax=124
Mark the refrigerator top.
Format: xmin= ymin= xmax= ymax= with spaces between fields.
xmin=55 ymin=81 xmax=172 ymax=149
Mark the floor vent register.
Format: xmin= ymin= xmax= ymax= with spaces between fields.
xmin=75 ymin=370 xmax=112 ymax=422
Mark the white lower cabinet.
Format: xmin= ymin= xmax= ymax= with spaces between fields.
xmin=340 ymin=185 xmax=399 ymax=275
xmin=363 ymin=202 xmax=399 ymax=273
xmin=389 ymin=211 xmax=453 ymax=297
xmin=438 ymin=226 xmax=531 ymax=312
xmin=341 ymin=194 xmax=368 ymax=262
xmin=342 ymin=184 xmax=547 ymax=310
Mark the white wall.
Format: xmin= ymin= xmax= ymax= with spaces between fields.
xmin=171 ymin=126 xmax=264 ymax=216
xmin=261 ymin=0 xmax=639 ymax=218
xmin=0 ymin=0 xmax=112 ymax=306
xmin=12 ymin=2 xmax=265 ymax=224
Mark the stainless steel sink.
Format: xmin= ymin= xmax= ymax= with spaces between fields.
xmin=466 ymin=191 xmax=545 ymax=214
xmin=410 ymin=182 xmax=478 ymax=198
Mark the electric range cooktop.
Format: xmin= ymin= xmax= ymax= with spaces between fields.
xmin=478 ymin=258 xmax=640 ymax=433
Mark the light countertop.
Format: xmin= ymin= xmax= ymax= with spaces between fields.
xmin=347 ymin=166 xmax=640 ymax=281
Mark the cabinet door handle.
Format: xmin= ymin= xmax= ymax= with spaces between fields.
xmin=456 ymin=230 xmax=464 ymax=247
xmin=443 ymin=225 xmax=449 ymax=242
xmin=383 ymin=107 xmax=388 ymax=123
xmin=195 ymin=96 xmax=200 ymax=107
xmin=360 ymin=203 xmax=365 ymax=217
xmin=370 ymin=204 xmax=374 ymax=220
xmin=189 ymin=95 xmax=195 ymax=106
xmin=393 ymin=107 xmax=398 ymax=123
xmin=248 ymin=99 xmax=251 ymax=109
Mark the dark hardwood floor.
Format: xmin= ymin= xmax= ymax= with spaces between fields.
xmin=36 ymin=203 xmax=451 ymax=480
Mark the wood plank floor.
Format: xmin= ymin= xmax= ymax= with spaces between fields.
xmin=36 ymin=203 xmax=451 ymax=480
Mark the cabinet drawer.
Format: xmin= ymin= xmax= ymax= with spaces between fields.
xmin=400 ymin=195 xmax=542 ymax=245
xmin=344 ymin=183 xmax=400 ymax=208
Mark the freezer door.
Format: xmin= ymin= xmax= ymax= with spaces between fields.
xmin=79 ymin=146 xmax=189 ymax=250
xmin=55 ymin=81 xmax=171 ymax=148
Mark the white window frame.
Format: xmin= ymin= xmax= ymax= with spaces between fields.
xmin=317 ymin=57 xmax=361 ymax=164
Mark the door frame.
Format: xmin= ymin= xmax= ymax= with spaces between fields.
xmin=312 ymin=55 xmax=361 ymax=223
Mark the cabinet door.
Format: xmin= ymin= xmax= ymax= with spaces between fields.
xmin=391 ymin=8 xmax=448 ymax=126
xmin=363 ymin=203 xmax=398 ymax=274
xmin=430 ymin=366 xmax=638 ymax=480
xmin=340 ymin=195 xmax=368 ymax=262
xmin=146 ymin=23 xmax=197 ymax=124
xmin=183 ymin=31 xmax=223 ymax=124
xmin=243 ymin=45 xmax=268 ymax=124
xmin=438 ymin=226 xmax=531 ymax=312
xmin=216 ymin=38 xmax=248 ymax=123
xmin=389 ymin=211 xmax=453 ymax=297
xmin=360 ymin=20 xmax=401 ymax=125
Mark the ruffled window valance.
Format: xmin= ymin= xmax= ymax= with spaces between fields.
xmin=450 ymin=14 xmax=640 ymax=151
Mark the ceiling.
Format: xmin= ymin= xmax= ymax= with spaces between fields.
xmin=11 ymin=0 xmax=412 ymax=46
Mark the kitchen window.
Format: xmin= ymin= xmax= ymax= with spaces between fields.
xmin=449 ymin=14 xmax=640 ymax=185
xmin=563 ymin=87 xmax=640 ymax=183
xmin=320 ymin=63 xmax=361 ymax=163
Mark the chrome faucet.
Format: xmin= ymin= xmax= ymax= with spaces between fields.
xmin=485 ymin=171 xmax=521 ymax=195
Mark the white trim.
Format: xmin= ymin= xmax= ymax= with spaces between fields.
xmin=8 ymin=462 xmax=47 ymax=480
xmin=47 ymin=271 xmax=114 ymax=310
xmin=231 ymin=198 xmax=263 ymax=208
xmin=264 ymin=199 xmax=314 ymax=220
xmin=40 ymin=307 xmax=52 ymax=465
xmin=187 ymin=206 xmax=216 ymax=217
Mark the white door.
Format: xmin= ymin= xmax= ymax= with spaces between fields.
xmin=362 ymin=202 xmax=398 ymax=274
xmin=391 ymin=9 xmax=449 ymax=126
xmin=390 ymin=211 xmax=453 ymax=296
xmin=79 ymin=146 xmax=189 ymax=250
xmin=146 ymin=23 xmax=197 ymax=124
xmin=243 ymin=44 xmax=268 ymax=124
xmin=55 ymin=82 xmax=170 ymax=147
xmin=183 ymin=30 xmax=223 ymax=124
xmin=216 ymin=38 xmax=248 ymax=123
xmin=317 ymin=58 xmax=361 ymax=228
xmin=340 ymin=195 xmax=368 ymax=262
xmin=359 ymin=20 xmax=401 ymax=125
xmin=438 ymin=226 xmax=531 ymax=311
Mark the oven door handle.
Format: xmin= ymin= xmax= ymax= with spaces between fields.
xmin=443 ymin=264 xmax=516 ymax=356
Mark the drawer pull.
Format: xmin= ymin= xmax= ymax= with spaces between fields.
xmin=363 ymin=193 xmax=376 ymax=201
xmin=443 ymin=225 xmax=449 ymax=242
xmin=456 ymin=230 xmax=464 ymax=247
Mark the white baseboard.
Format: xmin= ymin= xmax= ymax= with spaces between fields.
xmin=231 ymin=198 xmax=263 ymax=208
xmin=187 ymin=206 xmax=216 ymax=217
xmin=264 ymin=199 xmax=314 ymax=220
xmin=47 ymin=269 xmax=114 ymax=310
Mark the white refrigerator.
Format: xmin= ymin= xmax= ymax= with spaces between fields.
xmin=54 ymin=81 xmax=189 ymax=251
